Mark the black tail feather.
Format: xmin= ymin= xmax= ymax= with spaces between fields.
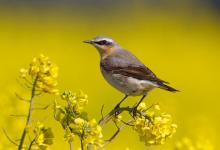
xmin=159 ymin=84 xmax=179 ymax=92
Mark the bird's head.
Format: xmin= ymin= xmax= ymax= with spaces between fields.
xmin=84 ymin=36 xmax=120 ymax=58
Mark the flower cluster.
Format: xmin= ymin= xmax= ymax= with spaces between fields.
xmin=61 ymin=90 xmax=88 ymax=114
xmin=175 ymin=137 xmax=214 ymax=150
xmin=70 ymin=118 xmax=103 ymax=148
xmin=54 ymin=90 xmax=103 ymax=149
xmin=20 ymin=54 xmax=59 ymax=95
xmin=29 ymin=122 xmax=54 ymax=150
xmin=133 ymin=103 xmax=177 ymax=146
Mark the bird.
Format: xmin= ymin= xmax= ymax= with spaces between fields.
xmin=84 ymin=36 xmax=178 ymax=111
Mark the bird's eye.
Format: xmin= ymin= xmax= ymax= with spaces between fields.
xmin=95 ymin=40 xmax=108 ymax=45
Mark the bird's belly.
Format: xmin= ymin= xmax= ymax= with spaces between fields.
xmin=101 ymin=69 xmax=157 ymax=96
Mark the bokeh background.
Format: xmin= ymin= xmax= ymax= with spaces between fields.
xmin=0 ymin=0 xmax=220 ymax=149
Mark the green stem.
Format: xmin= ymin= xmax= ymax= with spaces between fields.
xmin=28 ymin=138 xmax=36 ymax=150
xmin=18 ymin=77 xmax=38 ymax=150
xmin=69 ymin=141 xmax=73 ymax=150
xmin=80 ymin=130 xmax=85 ymax=150
xmin=80 ymin=138 xmax=84 ymax=150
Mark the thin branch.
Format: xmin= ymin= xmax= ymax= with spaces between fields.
xmin=100 ymin=104 xmax=104 ymax=120
xmin=69 ymin=141 xmax=73 ymax=150
xmin=102 ymin=120 xmax=133 ymax=148
xmin=15 ymin=93 xmax=29 ymax=102
xmin=99 ymin=106 xmax=128 ymax=125
xmin=2 ymin=128 xmax=18 ymax=146
xmin=99 ymin=105 xmax=153 ymax=126
xmin=80 ymin=137 xmax=84 ymax=150
xmin=98 ymin=100 xmax=154 ymax=150
xmin=28 ymin=138 xmax=36 ymax=150
xmin=18 ymin=76 xmax=38 ymax=150
xmin=118 ymin=119 xmax=134 ymax=126
xmin=99 ymin=106 xmax=135 ymax=125
xmin=80 ymin=129 xmax=85 ymax=150
xmin=99 ymin=95 xmax=129 ymax=125
xmin=10 ymin=114 xmax=27 ymax=117
xmin=33 ymin=104 xmax=50 ymax=110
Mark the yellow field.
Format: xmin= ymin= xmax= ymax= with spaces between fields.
xmin=0 ymin=3 xmax=219 ymax=150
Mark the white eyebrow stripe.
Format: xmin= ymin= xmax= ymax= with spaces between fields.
xmin=95 ymin=38 xmax=114 ymax=43
xmin=102 ymin=38 xmax=113 ymax=42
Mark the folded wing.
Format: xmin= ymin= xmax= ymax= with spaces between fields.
xmin=101 ymin=49 xmax=178 ymax=92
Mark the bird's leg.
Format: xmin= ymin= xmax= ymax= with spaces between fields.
xmin=114 ymin=95 xmax=128 ymax=109
xmin=131 ymin=94 xmax=147 ymax=117
xmin=114 ymin=95 xmax=128 ymax=115
xmin=99 ymin=95 xmax=129 ymax=125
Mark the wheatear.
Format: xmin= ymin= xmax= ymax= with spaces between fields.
xmin=84 ymin=36 xmax=178 ymax=109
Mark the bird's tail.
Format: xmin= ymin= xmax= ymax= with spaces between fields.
xmin=159 ymin=84 xmax=179 ymax=92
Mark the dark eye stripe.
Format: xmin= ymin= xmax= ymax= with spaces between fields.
xmin=95 ymin=40 xmax=109 ymax=45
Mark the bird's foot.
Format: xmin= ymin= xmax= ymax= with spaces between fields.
xmin=114 ymin=103 xmax=120 ymax=110
xmin=113 ymin=104 xmax=121 ymax=117
xmin=130 ymin=106 xmax=138 ymax=118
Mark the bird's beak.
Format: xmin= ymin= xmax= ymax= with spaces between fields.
xmin=83 ymin=40 xmax=93 ymax=44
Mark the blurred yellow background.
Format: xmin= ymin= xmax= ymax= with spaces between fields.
xmin=0 ymin=1 xmax=220 ymax=149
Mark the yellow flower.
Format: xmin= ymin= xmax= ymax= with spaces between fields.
xmin=55 ymin=90 xmax=103 ymax=148
xmin=20 ymin=54 xmax=59 ymax=95
xmin=33 ymin=122 xmax=54 ymax=149
xmin=20 ymin=68 xmax=28 ymax=78
xmin=74 ymin=118 xmax=85 ymax=126
xmin=133 ymin=103 xmax=177 ymax=146
xmin=61 ymin=90 xmax=88 ymax=113
xmin=82 ymin=119 xmax=104 ymax=147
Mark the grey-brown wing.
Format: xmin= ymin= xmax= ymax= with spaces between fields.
xmin=100 ymin=49 xmax=178 ymax=92
xmin=101 ymin=62 xmax=178 ymax=92
xmin=101 ymin=49 xmax=167 ymax=83
xmin=101 ymin=62 xmax=164 ymax=84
